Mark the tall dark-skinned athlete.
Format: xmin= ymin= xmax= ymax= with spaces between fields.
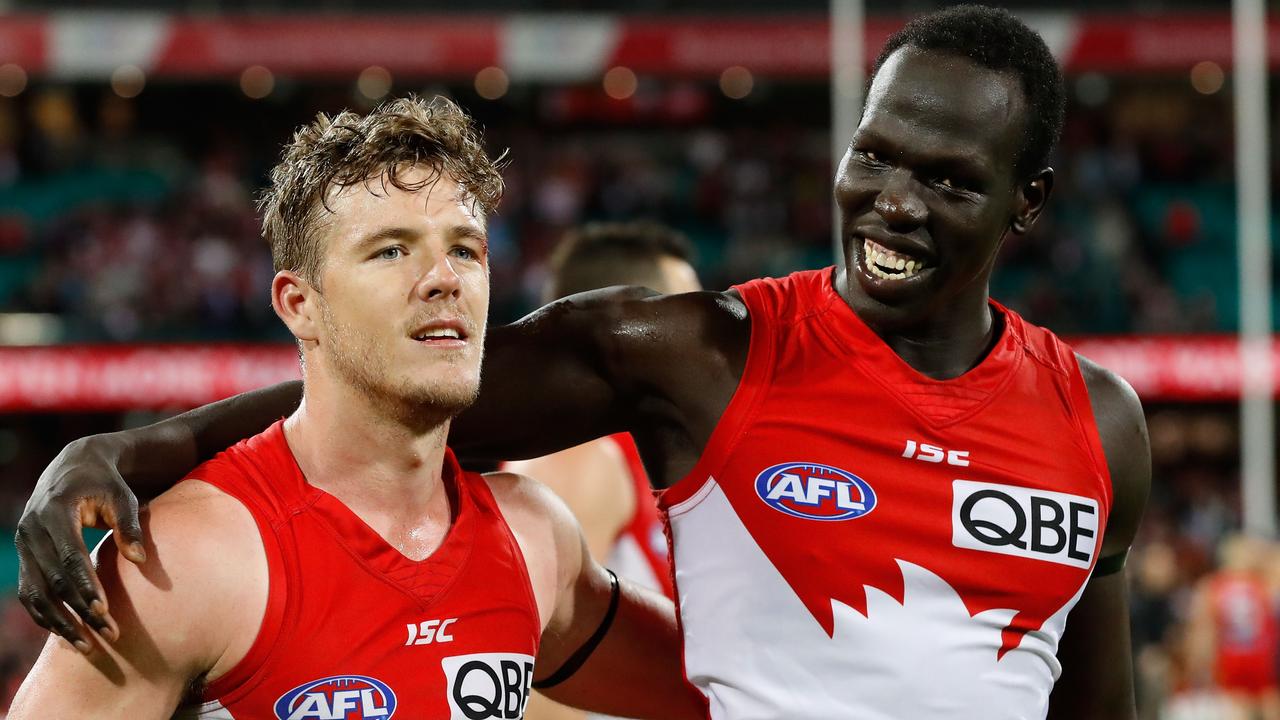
xmin=15 ymin=7 xmax=1148 ymax=719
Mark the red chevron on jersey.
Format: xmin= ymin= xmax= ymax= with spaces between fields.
xmin=659 ymin=268 xmax=1113 ymax=720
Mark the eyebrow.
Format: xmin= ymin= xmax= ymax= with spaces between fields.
xmin=450 ymin=224 xmax=490 ymax=252
xmin=856 ymin=130 xmax=989 ymax=175
xmin=354 ymin=226 xmax=418 ymax=251
xmin=354 ymin=224 xmax=489 ymax=252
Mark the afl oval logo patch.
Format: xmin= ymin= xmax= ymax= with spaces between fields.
xmin=273 ymin=674 xmax=397 ymax=719
xmin=755 ymin=462 xmax=877 ymax=521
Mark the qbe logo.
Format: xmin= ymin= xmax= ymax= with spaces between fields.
xmin=951 ymin=480 xmax=1099 ymax=568
xmin=273 ymin=675 xmax=396 ymax=720
xmin=442 ymin=652 xmax=536 ymax=719
xmin=755 ymin=461 xmax=876 ymax=522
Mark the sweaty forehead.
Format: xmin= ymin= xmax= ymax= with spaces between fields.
xmin=327 ymin=170 xmax=484 ymax=230
xmin=860 ymin=46 xmax=1025 ymax=173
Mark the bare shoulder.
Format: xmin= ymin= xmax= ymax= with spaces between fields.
xmin=482 ymin=471 xmax=582 ymax=546
xmin=7 ymin=480 xmax=268 ymax=716
xmin=483 ymin=472 xmax=587 ymax=629
xmin=99 ymin=478 xmax=268 ymax=677
xmin=1075 ymin=354 xmax=1151 ymax=555
xmin=529 ymin=285 xmax=745 ymax=358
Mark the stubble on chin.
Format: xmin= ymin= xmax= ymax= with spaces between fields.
xmin=322 ymin=309 xmax=480 ymax=427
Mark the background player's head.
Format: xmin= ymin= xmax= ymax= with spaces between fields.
xmin=1219 ymin=533 xmax=1268 ymax=574
xmin=543 ymin=221 xmax=701 ymax=303
xmin=261 ymin=95 xmax=504 ymax=421
xmin=834 ymin=5 xmax=1065 ymax=327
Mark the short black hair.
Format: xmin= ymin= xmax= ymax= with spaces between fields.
xmin=872 ymin=4 xmax=1065 ymax=180
xmin=545 ymin=221 xmax=695 ymax=302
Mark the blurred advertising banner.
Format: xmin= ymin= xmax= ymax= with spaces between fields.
xmin=0 ymin=338 xmax=1274 ymax=410
xmin=0 ymin=345 xmax=299 ymax=411
xmin=1071 ymin=337 xmax=1274 ymax=402
xmin=0 ymin=12 xmax=1274 ymax=80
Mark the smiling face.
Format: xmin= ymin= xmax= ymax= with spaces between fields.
xmin=834 ymin=46 xmax=1051 ymax=331
xmin=277 ymin=166 xmax=490 ymax=418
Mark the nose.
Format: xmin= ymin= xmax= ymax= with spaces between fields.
xmin=874 ymin=169 xmax=928 ymax=230
xmin=412 ymin=251 xmax=462 ymax=302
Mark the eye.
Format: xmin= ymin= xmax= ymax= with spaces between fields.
xmin=451 ymin=246 xmax=477 ymax=261
xmin=934 ymin=177 xmax=977 ymax=196
xmin=376 ymin=246 xmax=403 ymax=260
xmin=855 ymin=149 xmax=886 ymax=166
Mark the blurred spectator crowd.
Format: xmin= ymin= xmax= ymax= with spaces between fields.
xmin=0 ymin=72 xmax=1253 ymax=338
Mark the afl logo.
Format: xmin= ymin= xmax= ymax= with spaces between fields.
xmin=755 ymin=462 xmax=876 ymax=521
xmin=273 ymin=675 xmax=396 ymax=720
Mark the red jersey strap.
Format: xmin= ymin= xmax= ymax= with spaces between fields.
xmin=1008 ymin=310 xmax=1115 ymax=515
xmin=183 ymin=439 xmax=293 ymax=702
xmin=472 ymin=471 xmax=543 ymax=629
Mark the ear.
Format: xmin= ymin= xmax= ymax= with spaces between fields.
xmin=271 ymin=270 xmax=321 ymax=343
xmin=1010 ymin=168 xmax=1054 ymax=235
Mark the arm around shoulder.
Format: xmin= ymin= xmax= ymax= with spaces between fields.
xmin=8 ymin=480 xmax=268 ymax=719
xmin=452 ymin=286 xmax=746 ymax=462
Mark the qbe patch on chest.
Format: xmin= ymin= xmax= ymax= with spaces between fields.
xmin=951 ymin=480 xmax=1100 ymax=569
xmin=442 ymin=652 xmax=535 ymax=720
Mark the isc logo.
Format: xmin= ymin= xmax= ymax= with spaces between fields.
xmin=442 ymin=652 xmax=536 ymax=720
xmin=951 ymin=480 xmax=1099 ymax=569
xmin=405 ymin=617 xmax=457 ymax=646
xmin=273 ymin=675 xmax=396 ymax=720
xmin=755 ymin=461 xmax=876 ymax=522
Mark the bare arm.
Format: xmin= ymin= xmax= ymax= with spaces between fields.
xmin=489 ymin=472 xmax=703 ymax=720
xmin=9 ymin=481 xmax=265 ymax=719
xmin=1047 ymin=356 xmax=1151 ymax=720
xmin=14 ymin=382 xmax=297 ymax=648
xmin=451 ymin=286 xmax=748 ymax=464
xmin=511 ymin=442 xmax=648 ymax=720
xmin=505 ymin=440 xmax=635 ymax=562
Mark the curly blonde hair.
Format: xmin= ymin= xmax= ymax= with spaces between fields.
xmin=259 ymin=95 xmax=505 ymax=285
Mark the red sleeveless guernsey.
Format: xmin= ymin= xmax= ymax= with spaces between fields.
xmin=658 ymin=268 xmax=1113 ymax=720
xmin=1209 ymin=572 xmax=1279 ymax=694
xmin=603 ymin=434 xmax=674 ymax=600
xmin=176 ymin=421 xmax=542 ymax=720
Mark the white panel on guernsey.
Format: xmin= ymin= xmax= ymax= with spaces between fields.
xmin=666 ymin=477 xmax=1085 ymax=720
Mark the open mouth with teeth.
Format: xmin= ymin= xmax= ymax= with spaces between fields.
xmin=412 ymin=327 xmax=464 ymax=341
xmin=863 ymin=238 xmax=928 ymax=281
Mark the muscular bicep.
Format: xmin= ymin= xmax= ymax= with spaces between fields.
xmin=451 ymin=287 xmax=747 ymax=466
xmin=450 ymin=289 xmax=649 ymax=462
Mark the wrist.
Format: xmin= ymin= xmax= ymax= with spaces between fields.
xmin=78 ymin=431 xmax=134 ymax=479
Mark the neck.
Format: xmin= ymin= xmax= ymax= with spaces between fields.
xmin=284 ymin=366 xmax=453 ymax=521
xmin=835 ymin=266 xmax=1000 ymax=380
